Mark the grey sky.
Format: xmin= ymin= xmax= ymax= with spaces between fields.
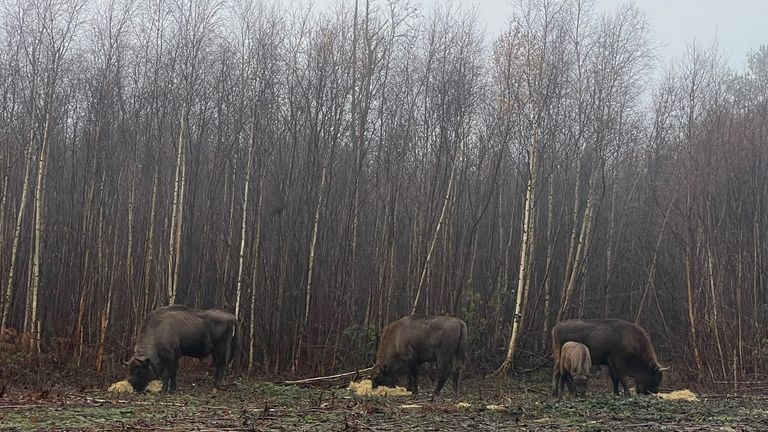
xmin=471 ymin=0 xmax=766 ymax=71
xmin=313 ymin=0 xmax=767 ymax=72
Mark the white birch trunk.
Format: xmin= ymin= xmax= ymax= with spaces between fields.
xmin=1 ymin=142 xmax=33 ymax=330
xmin=542 ymin=179 xmax=554 ymax=345
xmin=497 ymin=140 xmax=538 ymax=375
xmin=26 ymin=112 xmax=51 ymax=352
xmin=235 ymin=127 xmax=255 ymax=320
xmin=304 ymin=166 xmax=327 ymax=325
xmin=167 ymin=113 xmax=187 ymax=304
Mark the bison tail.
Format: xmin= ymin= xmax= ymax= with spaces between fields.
xmin=551 ymin=325 xmax=560 ymax=366
xmin=454 ymin=321 xmax=467 ymax=370
xmin=229 ymin=320 xmax=241 ymax=370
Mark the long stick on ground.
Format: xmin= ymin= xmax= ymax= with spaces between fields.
xmin=284 ymin=367 xmax=374 ymax=385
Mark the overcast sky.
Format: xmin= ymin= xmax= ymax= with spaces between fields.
xmin=312 ymin=0 xmax=767 ymax=72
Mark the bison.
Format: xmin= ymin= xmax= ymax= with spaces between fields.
xmin=555 ymin=341 xmax=591 ymax=396
xmin=125 ymin=305 xmax=239 ymax=392
xmin=551 ymin=319 xmax=668 ymax=396
xmin=371 ymin=315 xmax=466 ymax=400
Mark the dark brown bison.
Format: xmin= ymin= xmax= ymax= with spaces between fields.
xmin=371 ymin=315 xmax=466 ymax=400
xmin=125 ymin=305 xmax=240 ymax=392
xmin=551 ymin=319 xmax=668 ymax=395
xmin=555 ymin=341 xmax=591 ymax=396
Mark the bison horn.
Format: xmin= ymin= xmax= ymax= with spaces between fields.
xmin=658 ymin=365 xmax=670 ymax=372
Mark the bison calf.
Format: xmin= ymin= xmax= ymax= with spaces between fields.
xmin=371 ymin=315 xmax=466 ymax=400
xmin=556 ymin=341 xmax=591 ymax=396
xmin=126 ymin=305 xmax=240 ymax=393
xmin=551 ymin=319 xmax=668 ymax=396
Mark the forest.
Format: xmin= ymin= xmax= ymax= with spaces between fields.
xmin=0 ymin=0 xmax=767 ymax=392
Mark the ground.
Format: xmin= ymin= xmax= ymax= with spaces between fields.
xmin=1 ymin=364 xmax=767 ymax=431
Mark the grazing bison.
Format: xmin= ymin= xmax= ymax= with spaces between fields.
xmin=125 ymin=305 xmax=239 ymax=392
xmin=371 ymin=315 xmax=466 ymax=400
xmin=555 ymin=341 xmax=591 ymax=396
xmin=551 ymin=319 xmax=668 ymax=395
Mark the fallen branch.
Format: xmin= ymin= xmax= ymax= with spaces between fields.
xmin=284 ymin=367 xmax=374 ymax=385
xmin=0 ymin=404 xmax=52 ymax=409
xmin=63 ymin=394 xmax=190 ymax=407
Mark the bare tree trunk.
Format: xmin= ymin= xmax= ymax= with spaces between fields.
xmin=167 ymin=113 xmax=188 ymax=304
xmin=557 ymin=168 xmax=597 ymax=323
xmin=26 ymin=112 xmax=51 ymax=353
xmin=235 ymin=125 xmax=255 ymax=319
xmin=95 ymin=170 xmax=108 ymax=372
xmin=497 ymin=133 xmax=539 ymax=375
xmin=0 ymin=152 xmax=9 ymax=292
xmin=635 ymin=192 xmax=676 ymax=322
xmin=221 ymin=168 xmax=236 ymax=306
xmin=248 ymin=173 xmax=265 ymax=371
xmin=562 ymin=158 xmax=582 ymax=299
xmin=294 ymin=165 xmax=328 ymax=372
xmin=753 ymin=196 xmax=762 ymax=354
xmin=411 ymin=156 xmax=457 ymax=314
xmin=142 ymin=159 xmax=160 ymax=316
xmin=1 ymin=141 xmax=33 ymax=330
xmin=542 ymin=178 xmax=554 ymax=346
xmin=685 ymin=253 xmax=704 ymax=377
xmin=604 ymin=176 xmax=617 ymax=315
xmin=706 ymin=229 xmax=727 ymax=378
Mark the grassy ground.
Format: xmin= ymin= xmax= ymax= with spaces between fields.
xmin=1 ymin=365 xmax=767 ymax=431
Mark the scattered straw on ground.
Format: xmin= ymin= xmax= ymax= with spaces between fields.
xmin=657 ymin=389 xmax=698 ymax=401
xmin=456 ymin=402 xmax=472 ymax=409
xmin=107 ymin=380 xmax=163 ymax=393
xmin=399 ymin=404 xmax=422 ymax=409
xmin=485 ymin=405 xmax=508 ymax=412
xmin=348 ymin=379 xmax=411 ymax=397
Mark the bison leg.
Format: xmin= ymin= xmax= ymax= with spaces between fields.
xmin=162 ymin=362 xmax=179 ymax=393
xmin=406 ymin=363 xmax=419 ymax=394
xmin=168 ymin=369 xmax=178 ymax=392
xmin=607 ymin=359 xmax=630 ymax=396
xmin=564 ymin=374 xmax=577 ymax=396
xmin=212 ymin=343 xmax=229 ymax=389
xmin=451 ymin=369 xmax=461 ymax=397
xmin=607 ymin=367 xmax=629 ymax=396
xmin=619 ymin=377 xmax=629 ymax=395
xmin=552 ymin=368 xmax=562 ymax=396
xmin=432 ymin=360 xmax=452 ymax=401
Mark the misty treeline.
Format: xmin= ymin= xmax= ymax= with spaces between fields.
xmin=0 ymin=0 xmax=766 ymax=383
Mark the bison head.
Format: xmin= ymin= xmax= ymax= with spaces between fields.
xmin=572 ymin=373 xmax=589 ymax=396
xmin=370 ymin=364 xmax=398 ymax=389
xmin=635 ymin=363 xmax=669 ymax=394
xmin=125 ymin=357 xmax=154 ymax=392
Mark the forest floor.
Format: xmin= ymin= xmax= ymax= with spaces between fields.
xmin=1 ymin=358 xmax=768 ymax=431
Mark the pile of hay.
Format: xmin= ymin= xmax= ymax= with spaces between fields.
xmin=348 ymin=379 xmax=411 ymax=397
xmin=485 ymin=404 xmax=508 ymax=412
xmin=657 ymin=389 xmax=698 ymax=401
xmin=107 ymin=380 xmax=163 ymax=393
